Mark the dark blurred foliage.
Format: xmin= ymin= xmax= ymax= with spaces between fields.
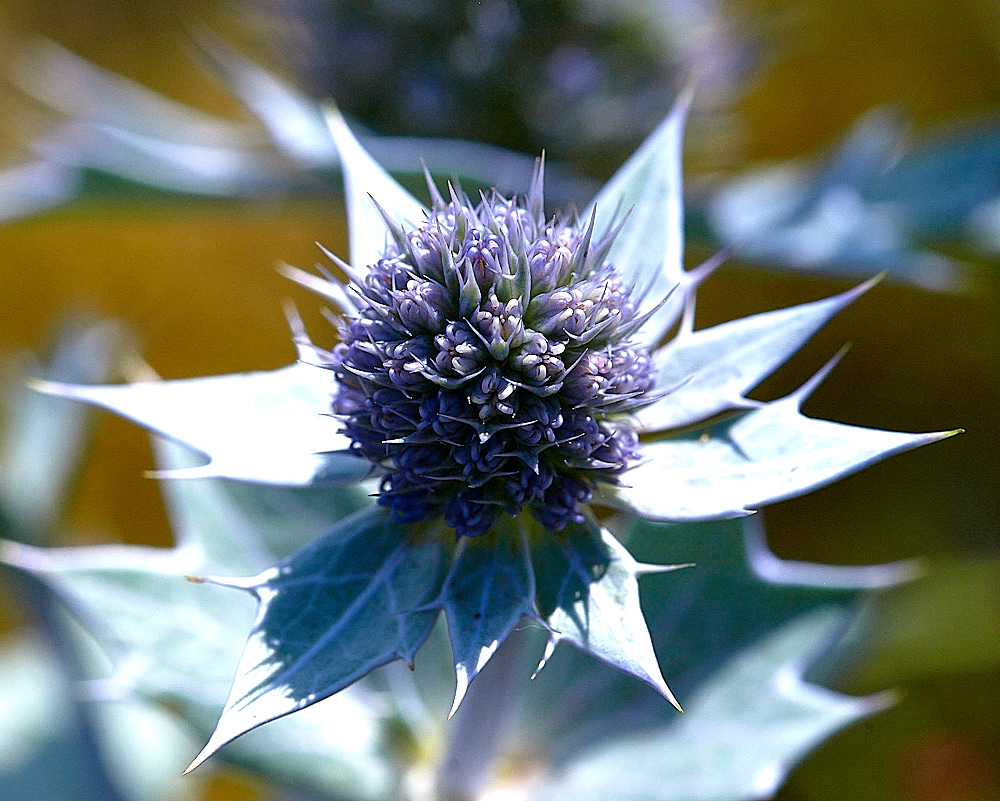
xmin=257 ymin=0 xmax=687 ymax=175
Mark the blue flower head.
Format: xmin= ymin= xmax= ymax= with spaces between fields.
xmin=327 ymin=169 xmax=659 ymax=537
xmin=32 ymin=93 xmax=957 ymax=772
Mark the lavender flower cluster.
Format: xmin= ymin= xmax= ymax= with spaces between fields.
xmin=329 ymin=170 xmax=657 ymax=537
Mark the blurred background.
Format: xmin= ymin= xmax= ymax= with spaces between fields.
xmin=0 ymin=0 xmax=997 ymax=800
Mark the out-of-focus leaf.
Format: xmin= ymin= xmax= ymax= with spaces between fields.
xmin=845 ymin=554 xmax=1000 ymax=688
xmin=613 ymin=358 xmax=957 ymax=520
xmin=0 ymin=318 xmax=118 ymax=539
xmin=2 ymin=37 xmax=597 ymax=217
xmin=0 ymin=539 xmax=259 ymax=731
xmin=32 ymin=122 xmax=287 ymax=198
xmin=190 ymin=30 xmax=601 ymax=201
xmin=4 ymin=38 xmax=287 ymax=198
xmin=190 ymin=31 xmax=336 ymax=168
xmin=5 ymin=38 xmax=994 ymax=298
xmin=155 ymin=439 xmax=371 ymax=572
xmin=637 ymin=278 xmax=877 ymax=432
xmin=33 ymin=364 xmax=372 ymax=487
xmin=0 ymin=632 xmax=105 ymax=801
xmin=869 ymin=118 xmax=1000 ymax=240
xmin=532 ymin=610 xmax=885 ymax=801
xmin=6 ymin=39 xmax=250 ymax=148
xmin=0 ymin=161 xmax=81 ymax=222
xmin=701 ymin=107 xmax=976 ymax=291
xmin=92 ymin=698 xmax=203 ymax=801
xmin=0 ymin=317 xmax=139 ymax=801
xmin=0 ymin=631 xmax=200 ymax=801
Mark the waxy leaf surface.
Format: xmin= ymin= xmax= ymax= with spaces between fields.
xmin=532 ymin=520 xmax=682 ymax=710
xmin=616 ymin=370 xmax=955 ymax=520
xmin=187 ymin=507 xmax=451 ymax=772
xmin=34 ymin=363 xmax=372 ymax=486
xmin=586 ymin=88 xmax=691 ymax=349
xmin=637 ymin=278 xmax=877 ymax=432
xmin=439 ymin=523 xmax=536 ymax=715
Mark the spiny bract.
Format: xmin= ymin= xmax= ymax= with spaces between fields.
xmin=326 ymin=171 xmax=657 ymax=537
xmin=26 ymin=95 xmax=956 ymax=775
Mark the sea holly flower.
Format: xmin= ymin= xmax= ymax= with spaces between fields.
xmin=31 ymin=93 xmax=956 ymax=773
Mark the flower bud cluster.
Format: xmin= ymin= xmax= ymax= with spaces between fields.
xmin=330 ymin=178 xmax=656 ymax=537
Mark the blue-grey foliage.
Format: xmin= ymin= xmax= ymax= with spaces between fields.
xmin=0 ymin=82 xmax=959 ymax=801
xmin=1 ymin=39 xmax=993 ymax=293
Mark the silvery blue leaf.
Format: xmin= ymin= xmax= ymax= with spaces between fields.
xmin=531 ymin=609 xmax=886 ymax=801
xmin=185 ymin=507 xmax=452 ymax=773
xmin=614 ymin=358 xmax=959 ymax=520
xmin=0 ymin=160 xmax=81 ymax=222
xmin=532 ymin=518 xmax=685 ymax=711
xmin=10 ymin=38 xmax=248 ymax=148
xmin=438 ymin=521 xmax=536 ymax=716
xmin=1 ymin=318 xmax=117 ymax=537
xmin=191 ymin=32 xmax=338 ymax=168
xmin=32 ymin=363 xmax=372 ymax=486
xmin=637 ymin=277 xmax=879 ymax=432
xmin=586 ymin=87 xmax=693 ymax=349
xmin=323 ymin=107 xmax=427 ymax=271
xmin=0 ymin=631 xmax=202 ymax=801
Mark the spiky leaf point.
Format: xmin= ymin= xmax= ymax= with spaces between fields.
xmin=438 ymin=519 xmax=537 ymax=717
xmin=586 ymin=85 xmax=693 ymax=349
xmin=636 ymin=275 xmax=882 ymax=432
xmin=611 ymin=354 xmax=960 ymax=520
xmin=322 ymin=105 xmax=427 ymax=271
xmin=532 ymin=517 xmax=686 ymax=711
xmin=184 ymin=507 xmax=452 ymax=773
xmin=31 ymin=364 xmax=372 ymax=486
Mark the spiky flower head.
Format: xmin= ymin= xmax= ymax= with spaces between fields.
xmin=27 ymin=94 xmax=957 ymax=776
xmin=328 ymin=169 xmax=657 ymax=537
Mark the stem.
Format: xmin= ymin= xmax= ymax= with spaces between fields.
xmin=434 ymin=625 xmax=534 ymax=801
